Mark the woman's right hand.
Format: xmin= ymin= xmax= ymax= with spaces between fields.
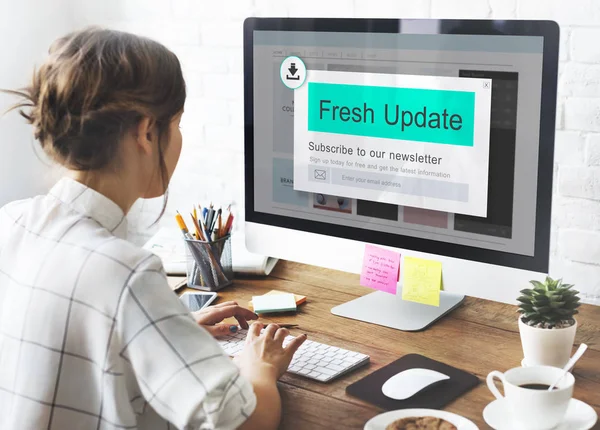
xmin=233 ymin=322 xmax=307 ymax=383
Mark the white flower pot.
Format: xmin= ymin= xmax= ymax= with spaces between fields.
xmin=518 ymin=317 xmax=577 ymax=368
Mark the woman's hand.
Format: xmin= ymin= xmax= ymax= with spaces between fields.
xmin=193 ymin=301 xmax=258 ymax=337
xmin=234 ymin=322 xmax=307 ymax=382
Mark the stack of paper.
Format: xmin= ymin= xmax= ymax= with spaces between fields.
xmin=143 ymin=227 xmax=279 ymax=276
xmin=251 ymin=293 xmax=297 ymax=314
xmin=249 ymin=290 xmax=307 ymax=311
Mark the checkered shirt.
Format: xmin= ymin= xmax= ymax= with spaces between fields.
xmin=0 ymin=177 xmax=256 ymax=430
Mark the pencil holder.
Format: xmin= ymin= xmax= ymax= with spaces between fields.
xmin=184 ymin=235 xmax=233 ymax=291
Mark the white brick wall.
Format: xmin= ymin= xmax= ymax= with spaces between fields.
xmin=571 ymin=28 xmax=600 ymax=63
xmin=586 ymin=134 xmax=600 ymax=165
xmin=431 ymin=0 xmax=492 ymax=19
xmin=69 ymin=0 xmax=600 ymax=304
xmin=554 ymin=131 xmax=586 ymax=165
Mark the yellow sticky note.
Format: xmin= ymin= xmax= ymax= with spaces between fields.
xmin=402 ymin=256 xmax=442 ymax=307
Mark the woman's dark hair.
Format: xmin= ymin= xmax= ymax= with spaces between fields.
xmin=3 ymin=27 xmax=186 ymax=218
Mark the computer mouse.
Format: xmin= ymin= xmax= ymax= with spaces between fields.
xmin=382 ymin=368 xmax=450 ymax=400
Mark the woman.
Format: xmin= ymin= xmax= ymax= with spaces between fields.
xmin=0 ymin=27 xmax=305 ymax=430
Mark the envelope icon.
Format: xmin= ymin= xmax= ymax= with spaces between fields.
xmin=314 ymin=169 xmax=327 ymax=180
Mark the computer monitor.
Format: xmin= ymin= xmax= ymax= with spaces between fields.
xmin=243 ymin=18 xmax=559 ymax=331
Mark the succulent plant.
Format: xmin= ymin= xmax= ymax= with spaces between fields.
xmin=517 ymin=276 xmax=581 ymax=329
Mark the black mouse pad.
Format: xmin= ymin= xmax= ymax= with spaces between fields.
xmin=346 ymin=354 xmax=479 ymax=410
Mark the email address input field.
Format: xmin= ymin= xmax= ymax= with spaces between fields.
xmin=307 ymin=165 xmax=469 ymax=202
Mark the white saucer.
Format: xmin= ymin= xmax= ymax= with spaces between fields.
xmin=483 ymin=398 xmax=597 ymax=430
xmin=364 ymin=408 xmax=478 ymax=430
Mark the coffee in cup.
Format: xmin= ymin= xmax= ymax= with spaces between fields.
xmin=486 ymin=365 xmax=574 ymax=430
xmin=518 ymin=383 xmax=555 ymax=390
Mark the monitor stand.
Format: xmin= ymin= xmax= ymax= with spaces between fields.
xmin=331 ymin=289 xmax=465 ymax=332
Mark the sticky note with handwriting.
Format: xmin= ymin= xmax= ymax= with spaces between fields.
xmin=402 ymin=256 xmax=442 ymax=307
xmin=360 ymin=244 xmax=400 ymax=294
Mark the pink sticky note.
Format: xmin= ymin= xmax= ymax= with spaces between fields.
xmin=360 ymin=244 xmax=400 ymax=294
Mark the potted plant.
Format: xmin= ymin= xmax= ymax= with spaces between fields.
xmin=517 ymin=276 xmax=581 ymax=368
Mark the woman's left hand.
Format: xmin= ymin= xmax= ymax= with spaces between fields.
xmin=193 ymin=301 xmax=259 ymax=337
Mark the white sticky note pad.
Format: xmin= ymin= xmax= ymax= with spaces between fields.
xmin=252 ymin=293 xmax=297 ymax=314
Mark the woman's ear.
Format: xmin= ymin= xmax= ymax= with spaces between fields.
xmin=134 ymin=117 xmax=155 ymax=155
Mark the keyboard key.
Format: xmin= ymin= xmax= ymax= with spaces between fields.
xmin=308 ymin=371 xmax=322 ymax=379
xmin=332 ymin=359 xmax=344 ymax=366
xmin=326 ymin=363 xmax=345 ymax=372
xmin=314 ymin=366 xmax=336 ymax=376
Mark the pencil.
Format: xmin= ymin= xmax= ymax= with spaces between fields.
xmin=225 ymin=213 xmax=234 ymax=235
xmin=216 ymin=210 xmax=222 ymax=238
xmin=190 ymin=212 xmax=204 ymax=240
xmin=175 ymin=211 xmax=192 ymax=239
xmin=275 ymin=324 xmax=299 ymax=329
xmin=222 ymin=210 xmax=231 ymax=237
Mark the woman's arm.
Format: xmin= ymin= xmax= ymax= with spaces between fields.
xmin=237 ymin=366 xmax=281 ymax=430
xmin=235 ymin=323 xmax=307 ymax=430
xmin=192 ymin=303 xmax=308 ymax=429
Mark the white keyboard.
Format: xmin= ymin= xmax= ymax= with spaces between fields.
xmin=217 ymin=329 xmax=370 ymax=382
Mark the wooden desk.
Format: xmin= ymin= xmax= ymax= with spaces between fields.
xmin=170 ymin=261 xmax=600 ymax=429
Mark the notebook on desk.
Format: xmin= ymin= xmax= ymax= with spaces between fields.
xmin=143 ymin=227 xmax=279 ymax=276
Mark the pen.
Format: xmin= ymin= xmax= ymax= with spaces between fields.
xmin=198 ymin=213 xmax=211 ymax=241
xmin=231 ymin=324 xmax=299 ymax=331
xmin=202 ymin=206 xmax=208 ymax=223
xmin=206 ymin=207 xmax=215 ymax=234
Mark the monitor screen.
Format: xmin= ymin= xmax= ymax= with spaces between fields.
xmin=246 ymin=21 xmax=556 ymax=271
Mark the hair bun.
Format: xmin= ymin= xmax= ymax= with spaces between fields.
xmin=3 ymin=27 xmax=186 ymax=172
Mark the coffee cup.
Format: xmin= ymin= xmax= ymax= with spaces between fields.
xmin=486 ymin=365 xmax=574 ymax=430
